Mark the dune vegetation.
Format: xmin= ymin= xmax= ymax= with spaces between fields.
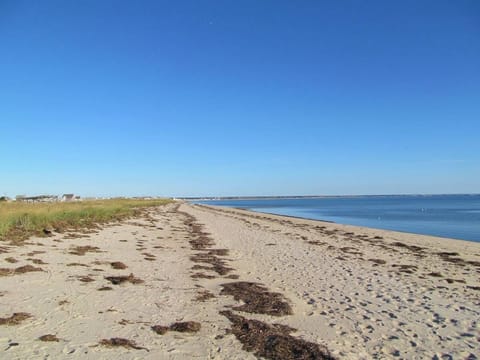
xmin=0 ymin=198 xmax=172 ymax=244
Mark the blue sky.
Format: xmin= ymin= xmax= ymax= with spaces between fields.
xmin=1 ymin=0 xmax=479 ymax=197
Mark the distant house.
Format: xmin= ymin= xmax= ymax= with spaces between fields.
xmin=61 ymin=194 xmax=75 ymax=202
xmin=16 ymin=195 xmax=58 ymax=203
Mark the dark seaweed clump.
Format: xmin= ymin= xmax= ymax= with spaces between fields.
xmin=221 ymin=310 xmax=334 ymax=360
xmin=220 ymin=282 xmax=293 ymax=316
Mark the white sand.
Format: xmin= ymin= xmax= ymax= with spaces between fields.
xmin=0 ymin=202 xmax=479 ymax=359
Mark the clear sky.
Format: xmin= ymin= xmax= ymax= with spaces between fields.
xmin=1 ymin=1 xmax=479 ymax=197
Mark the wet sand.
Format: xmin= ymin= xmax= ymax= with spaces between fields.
xmin=0 ymin=202 xmax=479 ymax=359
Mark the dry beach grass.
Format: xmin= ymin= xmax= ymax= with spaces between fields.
xmin=0 ymin=198 xmax=171 ymax=244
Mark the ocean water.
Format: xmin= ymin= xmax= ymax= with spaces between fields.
xmin=195 ymin=195 xmax=480 ymax=242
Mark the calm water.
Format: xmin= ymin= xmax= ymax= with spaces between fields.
xmin=195 ymin=195 xmax=480 ymax=242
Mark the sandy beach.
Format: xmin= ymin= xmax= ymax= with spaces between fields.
xmin=1 ymin=202 xmax=479 ymax=359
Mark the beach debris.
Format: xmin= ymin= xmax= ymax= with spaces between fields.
xmin=4 ymin=257 xmax=18 ymax=263
xmin=110 ymin=261 xmax=127 ymax=269
xmin=391 ymin=264 xmax=418 ymax=274
xmin=98 ymin=286 xmax=113 ymax=291
xmin=189 ymin=252 xmax=233 ymax=275
xmin=63 ymin=232 xmax=89 ymax=239
xmin=340 ymin=247 xmax=363 ymax=255
xmin=435 ymin=251 xmax=480 ymax=269
xmin=0 ymin=265 xmax=44 ymax=276
xmin=104 ymin=273 xmax=144 ymax=285
xmin=78 ymin=275 xmax=95 ymax=282
xmin=28 ymin=258 xmax=47 ymax=264
xmin=99 ymin=338 xmax=147 ymax=350
xmin=67 ymin=263 xmax=89 ymax=267
xmin=38 ymin=334 xmax=60 ymax=342
xmin=151 ymin=321 xmax=201 ymax=335
xmin=307 ymin=240 xmax=326 ymax=246
xmin=390 ymin=242 xmax=425 ymax=254
xmin=151 ymin=325 xmax=169 ymax=335
xmin=221 ymin=310 xmax=334 ymax=360
xmin=170 ymin=321 xmax=201 ymax=333
xmin=224 ymin=274 xmax=240 ymax=279
xmin=194 ymin=290 xmax=215 ymax=302
xmin=69 ymin=245 xmax=102 ymax=256
xmin=220 ymin=282 xmax=293 ymax=316
xmin=369 ymin=258 xmax=387 ymax=265
xmin=26 ymin=250 xmax=46 ymax=256
xmin=191 ymin=272 xmax=216 ymax=279
xmin=0 ymin=312 xmax=32 ymax=325
xmin=0 ymin=246 xmax=11 ymax=254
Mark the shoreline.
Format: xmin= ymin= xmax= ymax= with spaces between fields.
xmin=1 ymin=202 xmax=479 ymax=359
xmin=193 ymin=198 xmax=480 ymax=243
xmin=220 ymin=205 xmax=479 ymax=244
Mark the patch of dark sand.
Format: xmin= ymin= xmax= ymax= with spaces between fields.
xmin=110 ymin=262 xmax=127 ymax=269
xmin=0 ymin=265 xmax=44 ymax=276
xmin=104 ymin=273 xmax=144 ymax=285
xmin=78 ymin=276 xmax=95 ymax=282
xmin=38 ymin=334 xmax=60 ymax=342
xmin=69 ymin=245 xmax=102 ymax=256
xmin=220 ymin=282 xmax=293 ymax=316
xmin=5 ymin=257 xmax=18 ymax=263
xmin=221 ymin=310 xmax=334 ymax=360
xmin=99 ymin=338 xmax=147 ymax=351
xmin=152 ymin=321 xmax=201 ymax=335
xmin=0 ymin=312 xmax=32 ymax=325
xmin=427 ymin=272 xmax=443 ymax=277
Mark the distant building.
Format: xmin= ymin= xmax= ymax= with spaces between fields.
xmin=15 ymin=195 xmax=58 ymax=203
xmin=61 ymin=194 xmax=76 ymax=202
